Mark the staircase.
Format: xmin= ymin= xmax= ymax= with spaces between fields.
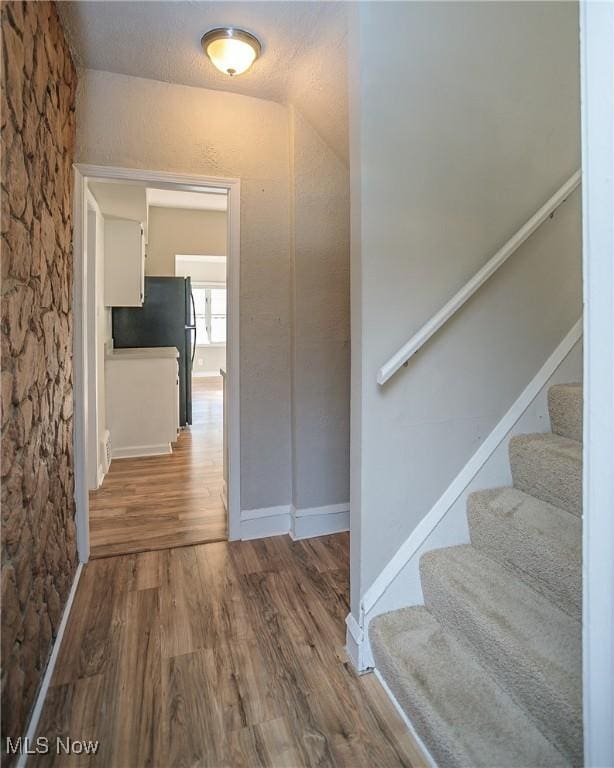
xmin=369 ymin=384 xmax=583 ymax=767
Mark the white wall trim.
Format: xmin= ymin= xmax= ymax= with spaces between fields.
xmin=362 ymin=318 xmax=582 ymax=618
xmin=241 ymin=504 xmax=292 ymax=521
xmin=580 ymin=2 xmax=614 ymax=764
xmin=111 ymin=443 xmax=172 ymax=460
xmin=345 ymin=611 xmax=364 ymax=645
xmin=72 ymin=163 xmax=242 ymax=552
xmin=290 ymin=502 xmax=350 ymax=540
xmin=293 ymin=502 xmax=349 ymax=518
xmin=72 ymin=169 xmax=90 ymax=563
xmin=345 ymin=612 xmax=372 ymax=673
xmin=221 ymin=481 xmax=228 ymax=513
xmin=373 ymin=668 xmax=437 ymax=768
xmin=85 ymin=191 xmax=101 ymax=493
xmin=240 ymin=502 xmax=350 ymax=541
xmin=16 ymin=563 xmax=83 ymax=768
xmin=345 ymin=606 xmax=374 ymax=672
xmin=240 ymin=506 xmax=292 ymax=540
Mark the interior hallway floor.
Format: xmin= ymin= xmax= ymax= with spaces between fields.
xmin=34 ymin=533 xmax=423 ymax=768
xmin=89 ymin=377 xmax=226 ymax=558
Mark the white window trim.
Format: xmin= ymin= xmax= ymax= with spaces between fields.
xmin=193 ymin=282 xmax=227 ymax=346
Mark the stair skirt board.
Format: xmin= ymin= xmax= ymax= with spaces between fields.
xmin=346 ymin=327 xmax=583 ymax=764
xmin=373 ymin=666 xmax=437 ymax=768
xmin=345 ymin=319 xmax=582 ymax=675
xmin=240 ymin=502 xmax=349 ymax=541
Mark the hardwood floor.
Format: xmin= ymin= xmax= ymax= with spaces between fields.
xmin=34 ymin=533 xmax=425 ymax=768
xmin=89 ymin=377 xmax=226 ymax=558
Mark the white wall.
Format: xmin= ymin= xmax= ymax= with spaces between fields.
xmin=147 ymin=206 xmax=226 ymax=275
xmin=77 ymin=70 xmax=292 ymax=510
xmin=350 ymin=1 xmax=582 ymax=614
xmin=175 ymin=256 xmax=226 ymax=284
xmin=290 ymin=106 xmax=350 ymax=510
xmin=193 ymin=346 xmax=226 ymax=377
xmin=77 ymin=70 xmax=350 ymax=519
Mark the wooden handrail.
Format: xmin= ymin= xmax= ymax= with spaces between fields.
xmin=377 ymin=170 xmax=581 ymax=385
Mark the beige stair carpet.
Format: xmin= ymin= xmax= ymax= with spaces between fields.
xmin=370 ymin=382 xmax=583 ymax=767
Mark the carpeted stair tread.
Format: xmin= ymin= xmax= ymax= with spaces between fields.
xmin=419 ymin=544 xmax=582 ymax=764
xmin=548 ymin=384 xmax=582 ymax=442
xmin=468 ymin=487 xmax=581 ymax=620
xmin=509 ymin=433 xmax=582 ymax=516
xmin=369 ymin=606 xmax=570 ymax=768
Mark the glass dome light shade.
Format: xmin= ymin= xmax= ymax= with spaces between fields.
xmin=202 ymin=28 xmax=261 ymax=76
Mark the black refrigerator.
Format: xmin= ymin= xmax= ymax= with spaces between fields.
xmin=112 ymin=277 xmax=196 ymax=426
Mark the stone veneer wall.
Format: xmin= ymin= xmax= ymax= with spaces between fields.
xmin=1 ymin=0 xmax=77 ymax=747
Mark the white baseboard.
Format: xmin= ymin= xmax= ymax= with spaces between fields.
xmin=294 ymin=502 xmax=350 ymax=518
xmin=17 ymin=562 xmax=83 ymax=768
xmin=241 ymin=504 xmax=292 ymax=521
xmin=290 ymin=502 xmax=350 ymax=540
xmin=111 ymin=443 xmax=172 ymax=459
xmin=349 ymin=319 xmax=582 ymax=670
xmin=240 ymin=506 xmax=291 ymax=540
xmin=240 ymin=502 xmax=350 ymax=541
xmin=192 ymin=371 xmax=223 ymax=378
xmin=373 ymin=668 xmax=437 ymax=768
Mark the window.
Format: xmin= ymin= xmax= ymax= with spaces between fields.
xmin=193 ymin=285 xmax=227 ymax=345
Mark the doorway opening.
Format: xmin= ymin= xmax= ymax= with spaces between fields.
xmin=176 ymin=255 xmax=228 ymax=512
xmin=73 ymin=166 xmax=241 ymax=561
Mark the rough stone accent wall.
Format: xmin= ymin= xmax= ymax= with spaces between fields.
xmin=1 ymin=0 xmax=77 ymax=748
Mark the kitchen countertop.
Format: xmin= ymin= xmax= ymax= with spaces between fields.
xmin=105 ymin=346 xmax=179 ymax=361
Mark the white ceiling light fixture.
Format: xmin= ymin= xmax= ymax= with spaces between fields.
xmin=201 ymin=27 xmax=261 ymax=77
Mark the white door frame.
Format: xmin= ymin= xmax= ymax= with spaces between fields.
xmin=580 ymin=2 xmax=614 ymax=765
xmin=85 ymin=192 xmax=101 ymax=491
xmin=72 ymin=163 xmax=242 ymax=562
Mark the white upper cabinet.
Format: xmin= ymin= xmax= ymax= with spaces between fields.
xmin=103 ymin=217 xmax=145 ymax=307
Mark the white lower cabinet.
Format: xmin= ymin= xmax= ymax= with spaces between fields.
xmin=105 ymin=347 xmax=180 ymax=459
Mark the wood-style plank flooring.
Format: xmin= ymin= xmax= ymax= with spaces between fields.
xmin=89 ymin=377 xmax=226 ymax=558
xmin=34 ymin=533 xmax=425 ymax=768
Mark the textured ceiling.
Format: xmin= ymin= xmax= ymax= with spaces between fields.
xmin=58 ymin=1 xmax=349 ymax=162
